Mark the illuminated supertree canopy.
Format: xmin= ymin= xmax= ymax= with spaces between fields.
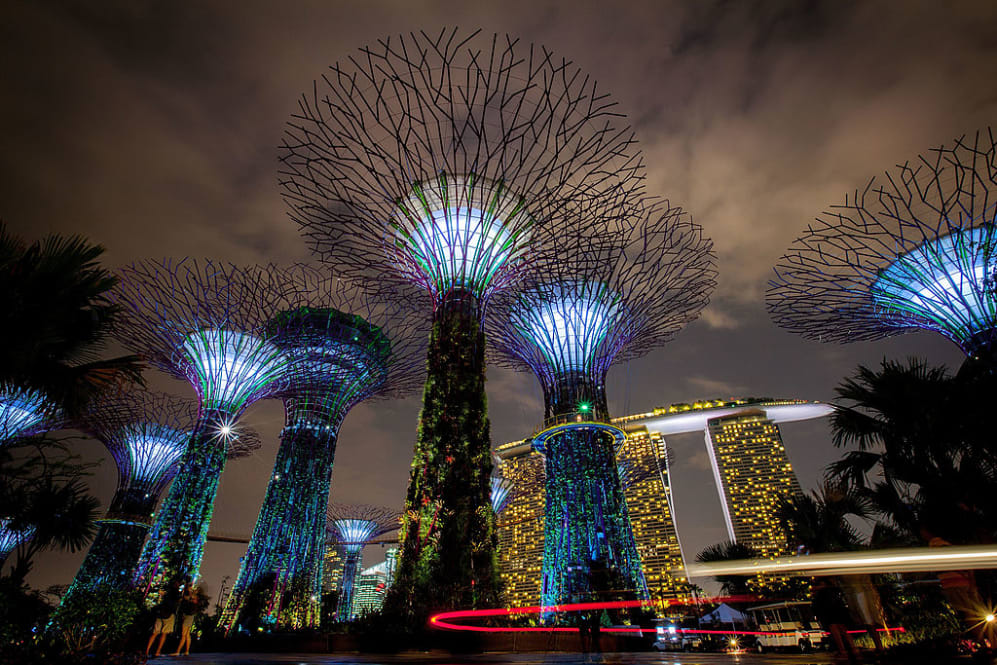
xmin=108 ymin=259 xmax=299 ymax=592
xmin=488 ymin=198 xmax=716 ymax=611
xmin=0 ymin=519 xmax=34 ymax=567
xmin=221 ymin=271 xmax=425 ymax=632
xmin=768 ymin=129 xmax=997 ymax=368
xmin=327 ymin=504 xmax=400 ymax=622
xmin=280 ymin=27 xmax=646 ymax=614
xmin=63 ymin=390 xmax=255 ymax=601
xmin=0 ymin=383 xmax=60 ymax=445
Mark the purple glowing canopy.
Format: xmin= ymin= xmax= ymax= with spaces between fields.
xmin=489 ymin=197 xmax=716 ymax=393
xmin=109 ymin=259 xmax=305 ymax=416
xmin=280 ymin=28 xmax=646 ymax=309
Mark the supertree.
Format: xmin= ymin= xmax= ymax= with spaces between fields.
xmin=326 ymin=504 xmax=400 ymax=622
xmin=108 ymin=259 xmax=300 ymax=592
xmin=220 ymin=271 xmax=426 ymax=632
xmin=768 ymin=129 xmax=997 ymax=373
xmin=281 ymin=27 xmax=646 ymax=613
xmin=0 ymin=519 xmax=34 ymax=567
xmin=487 ymin=199 xmax=716 ymax=610
xmin=61 ymin=390 xmax=260 ymax=601
xmin=1 ymin=383 xmax=61 ymax=444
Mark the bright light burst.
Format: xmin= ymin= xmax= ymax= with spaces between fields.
xmin=180 ymin=329 xmax=286 ymax=411
xmin=872 ymin=225 xmax=997 ymax=352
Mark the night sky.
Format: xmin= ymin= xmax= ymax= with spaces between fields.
xmin=3 ymin=1 xmax=993 ymax=601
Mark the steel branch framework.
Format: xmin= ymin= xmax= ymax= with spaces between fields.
xmin=768 ymin=129 xmax=997 ymax=366
xmin=487 ymin=198 xmax=715 ymax=612
xmin=327 ymin=504 xmax=401 ymax=622
xmin=109 ymin=259 xmax=298 ymax=593
xmin=280 ymin=27 xmax=646 ymax=614
xmin=221 ymin=270 xmax=426 ymax=632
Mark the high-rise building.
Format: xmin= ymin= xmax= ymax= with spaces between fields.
xmin=616 ymin=398 xmax=831 ymax=558
xmin=496 ymin=398 xmax=831 ymax=606
xmin=322 ymin=543 xmax=345 ymax=595
xmin=352 ymin=560 xmax=392 ymax=616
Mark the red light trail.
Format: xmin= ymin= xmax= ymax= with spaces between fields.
xmin=428 ymin=597 xmax=905 ymax=636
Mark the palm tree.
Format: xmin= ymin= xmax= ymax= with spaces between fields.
xmin=0 ymin=221 xmax=144 ymax=421
xmin=777 ymin=481 xmax=870 ymax=555
xmin=695 ymin=541 xmax=760 ymax=596
xmin=0 ymin=442 xmax=99 ymax=585
xmin=827 ymin=358 xmax=997 ymax=545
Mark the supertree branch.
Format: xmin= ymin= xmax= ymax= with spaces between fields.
xmin=220 ymin=272 xmax=426 ymax=632
xmin=486 ymin=197 xmax=715 ymax=611
xmin=768 ymin=128 xmax=997 ymax=363
xmin=280 ymin=27 xmax=645 ymax=308
xmin=327 ymin=504 xmax=401 ymax=622
xmin=0 ymin=383 xmax=62 ymax=445
xmin=109 ymin=259 xmax=298 ymax=593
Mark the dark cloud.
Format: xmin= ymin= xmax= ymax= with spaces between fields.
xmin=2 ymin=0 xmax=993 ymax=595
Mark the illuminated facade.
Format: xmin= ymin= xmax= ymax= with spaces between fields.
xmin=352 ymin=559 xmax=393 ymax=616
xmin=704 ymin=412 xmax=802 ymax=557
xmin=616 ymin=398 xmax=830 ymax=557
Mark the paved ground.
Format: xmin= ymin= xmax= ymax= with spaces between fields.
xmin=147 ymin=652 xmax=839 ymax=665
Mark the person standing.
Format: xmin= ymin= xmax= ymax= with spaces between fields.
xmin=173 ymin=581 xmax=205 ymax=657
xmin=146 ymin=579 xmax=181 ymax=657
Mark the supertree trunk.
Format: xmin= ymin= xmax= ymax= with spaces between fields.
xmin=221 ymin=406 xmax=340 ymax=631
xmin=134 ymin=411 xmax=230 ymax=592
xmin=337 ymin=550 xmax=362 ymax=622
xmin=387 ymin=291 xmax=498 ymax=616
xmin=63 ymin=486 xmax=157 ymax=600
xmin=539 ymin=377 xmax=647 ymax=612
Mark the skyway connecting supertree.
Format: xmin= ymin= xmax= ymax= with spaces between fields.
xmin=768 ymin=129 xmax=997 ymax=373
xmin=220 ymin=271 xmax=425 ymax=632
xmin=281 ymin=27 xmax=646 ymax=613
xmin=109 ymin=259 xmax=300 ymax=592
xmin=327 ymin=504 xmax=400 ymax=622
xmin=1 ymin=383 xmax=61 ymax=445
xmin=62 ymin=390 xmax=259 ymax=602
xmin=488 ymin=199 xmax=715 ymax=610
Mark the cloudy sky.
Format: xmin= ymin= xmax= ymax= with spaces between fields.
xmin=3 ymin=1 xmax=993 ymax=601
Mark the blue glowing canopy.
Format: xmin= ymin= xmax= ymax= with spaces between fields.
xmin=0 ymin=385 xmax=55 ymax=444
xmin=511 ymin=281 xmax=621 ymax=378
xmin=393 ymin=175 xmax=534 ymax=301
xmin=331 ymin=519 xmax=381 ymax=555
xmin=122 ymin=423 xmax=190 ymax=482
xmin=179 ymin=329 xmax=287 ymax=412
xmin=871 ymin=225 xmax=997 ymax=353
